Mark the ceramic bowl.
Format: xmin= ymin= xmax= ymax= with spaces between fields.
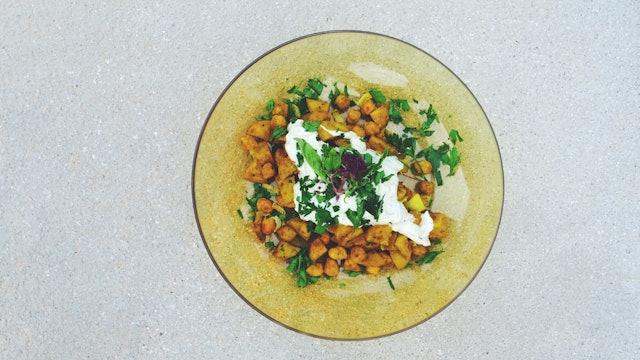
xmin=193 ymin=31 xmax=503 ymax=339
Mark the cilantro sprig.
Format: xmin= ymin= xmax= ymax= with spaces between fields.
xmin=286 ymin=248 xmax=320 ymax=288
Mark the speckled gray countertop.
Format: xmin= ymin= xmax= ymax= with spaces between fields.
xmin=1 ymin=1 xmax=638 ymax=359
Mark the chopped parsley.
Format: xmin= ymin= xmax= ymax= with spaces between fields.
xmin=271 ymin=125 xmax=287 ymax=139
xmin=415 ymin=250 xmax=444 ymax=265
xmin=387 ymin=276 xmax=396 ymax=290
xmin=286 ymin=248 xmax=319 ymax=288
xmin=369 ymin=88 xmax=387 ymax=103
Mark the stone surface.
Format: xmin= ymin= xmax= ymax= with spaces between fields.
xmin=1 ymin=1 xmax=638 ymax=358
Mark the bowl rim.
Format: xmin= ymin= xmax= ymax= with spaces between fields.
xmin=191 ymin=30 xmax=505 ymax=340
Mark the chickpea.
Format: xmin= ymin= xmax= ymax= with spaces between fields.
xmin=334 ymin=94 xmax=351 ymax=111
xmin=417 ymin=180 xmax=435 ymax=195
xmin=411 ymin=160 xmax=433 ymax=175
xmin=324 ymin=258 xmax=340 ymax=277
xmin=261 ymin=217 xmax=276 ymax=235
xmin=346 ymin=109 xmax=361 ymax=124
xmin=256 ymin=198 xmax=273 ymax=213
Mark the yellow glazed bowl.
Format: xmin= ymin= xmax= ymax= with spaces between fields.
xmin=193 ymin=31 xmax=503 ymax=339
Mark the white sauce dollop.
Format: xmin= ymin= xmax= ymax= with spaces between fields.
xmin=284 ymin=119 xmax=433 ymax=246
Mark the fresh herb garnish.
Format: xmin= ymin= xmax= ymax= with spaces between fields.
xmin=387 ymin=276 xmax=396 ymax=290
xmin=266 ymin=99 xmax=275 ymax=112
xmin=264 ymin=241 xmax=276 ymax=252
xmin=271 ymin=125 xmax=287 ymax=139
xmin=236 ymin=209 xmax=244 ymax=219
xmin=369 ymin=88 xmax=387 ymax=103
xmin=448 ymin=129 xmax=464 ymax=144
xmin=286 ymin=248 xmax=319 ymax=288
xmin=416 ymin=250 xmax=444 ymax=265
xmin=245 ymin=183 xmax=277 ymax=218
xmin=302 ymin=120 xmax=322 ymax=132
xmin=343 ymin=269 xmax=363 ymax=277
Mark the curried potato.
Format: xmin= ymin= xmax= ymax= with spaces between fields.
xmin=306 ymin=263 xmax=324 ymax=277
xmin=275 ymin=175 xmax=295 ymax=208
xmin=328 ymin=246 xmax=347 ymax=260
xmin=390 ymin=250 xmax=410 ymax=270
xmin=249 ymin=141 xmax=274 ymax=165
xmin=242 ymin=160 xmax=269 ymax=183
xmin=317 ymin=120 xmax=349 ymax=141
xmin=348 ymin=246 xmax=366 ymax=264
xmin=246 ymin=120 xmax=273 ymax=141
xmin=364 ymin=225 xmax=392 ymax=245
xmin=369 ymin=102 xmax=389 ymax=128
xmin=429 ymin=212 xmax=447 ymax=240
xmin=276 ymin=225 xmax=297 ymax=242
xmin=274 ymin=148 xmax=298 ymax=180
xmin=323 ymin=258 xmax=340 ymax=277
xmin=360 ymin=251 xmax=392 ymax=267
xmin=273 ymin=241 xmax=300 ymax=259
xmin=333 ymin=224 xmax=364 ymax=248
xmin=309 ymin=238 xmax=328 ymax=261
xmin=306 ymin=98 xmax=331 ymax=113
xmin=286 ymin=217 xmax=311 ymax=240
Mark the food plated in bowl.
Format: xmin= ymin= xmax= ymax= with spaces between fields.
xmin=193 ymin=31 xmax=503 ymax=339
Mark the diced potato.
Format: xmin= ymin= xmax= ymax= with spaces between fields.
xmin=239 ymin=135 xmax=258 ymax=150
xmin=349 ymin=124 xmax=365 ymax=137
xmin=272 ymin=100 xmax=288 ymax=117
xmin=328 ymin=246 xmax=347 ymax=260
xmin=411 ymin=242 xmax=428 ymax=257
xmin=306 ymin=98 xmax=331 ymax=113
xmin=249 ymin=141 xmax=273 ymax=165
xmin=317 ymin=121 xmax=349 ymax=141
xmin=348 ymin=246 xmax=366 ymax=264
xmin=365 ymin=266 xmax=380 ymax=275
xmin=342 ymin=258 xmax=361 ymax=272
xmin=333 ymin=224 xmax=364 ymax=247
xmin=305 ymin=110 xmax=331 ymax=122
xmin=394 ymin=234 xmax=411 ymax=258
xmin=360 ymin=251 xmax=392 ymax=267
xmin=363 ymin=121 xmax=381 ymax=136
xmin=274 ymin=148 xmax=298 ymax=180
xmin=246 ymin=120 xmax=273 ymax=141
xmin=273 ymin=241 xmax=300 ymax=259
xmin=318 ymin=233 xmax=331 ymax=245
xmin=275 ymin=175 xmax=295 ymax=208
xmin=242 ymin=160 xmax=269 ymax=183
xmin=270 ymin=115 xmax=287 ymax=129
xmin=367 ymin=135 xmax=392 ymax=154
xmin=360 ymin=99 xmax=376 ymax=115
xmin=429 ymin=212 xmax=447 ymax=240
xmin=309 ymin=238 xmax=328 ymax=261
xmin=260 ymin=162 xmax=275 ymax=179
xmin=406 ymin=193 xmax=427 ymax=212
xmin=305 ymin=263 xmax=324 ymax=277
xmin=364 ymin=225 xmax=392 ymax=245
xmin=286 ymin=217 xmax=311 ymax=240
xmin=390 ymin=250 xmax=410 ymax=270
xmin=369 ymin=102 xmax=389 ymax=128
xmin=276 ymin=225 xmax=297 ymax=242
xmin=323 ymin=258 xmax=340 ymax=277
xmin=411 ymin=160 xmax=433 ymax=175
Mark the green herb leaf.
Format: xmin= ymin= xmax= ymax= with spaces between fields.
xmin=271 ymin=125 xmax=288 ymax=139
xmin=387 ymin=276 xmax=396 ymax=290
xmin=343 ymin=269 xmax=363 ymax=277
xmin=416 ymin=250 xmax=444 ymax=265
xmin=236 ymin=209 xmax=244 ymax=219
xmin=296 ymin=138 xmax=326 ymax=180
xmin=302 ymin=120 xmax=322 ymax=132
xmin=448 ymin=129 xmax=464 ymax=144
xmin=266 ymin=99 xmax=275 ymax=112
xmin=369 ymin=89 xmax=386 ymax=103
xmin=264 ymin=241 xmax=276 ymax=252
